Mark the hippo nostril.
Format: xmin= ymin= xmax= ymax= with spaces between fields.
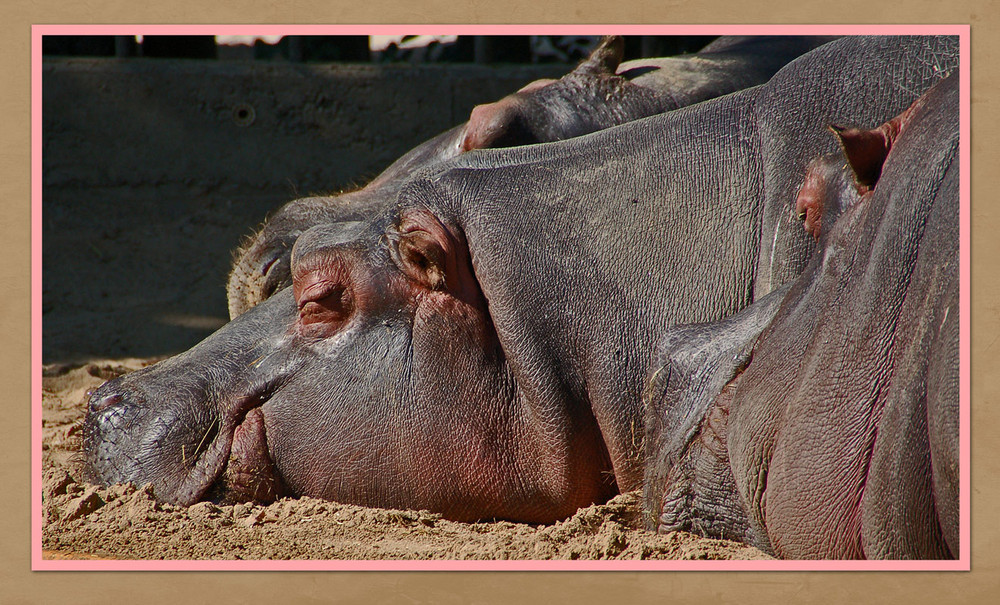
xmin=89 ymin=391 xmax=123 ymax=413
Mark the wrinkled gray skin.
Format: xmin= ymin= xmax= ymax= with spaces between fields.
xmin=227 ymin=35 xmax=838 ymax=319
xmin=83 ymin=37 xmax=958 ymax=529
xmin=644 ymin=73 xmax=959 ymax=559
xmin=226 ymin=124 xmax=466 ymax=318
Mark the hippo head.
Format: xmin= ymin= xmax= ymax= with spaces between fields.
xmin=227 ymin=126 xmax=467 ymax=320
xmin=227 ymin=37 xmax=663 ymax=322
xmin=84 ymin=205 xmax=614 ymax=523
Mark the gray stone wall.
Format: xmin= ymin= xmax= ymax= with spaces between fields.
xmin=41 ymin=59 xmax=568 ymax=362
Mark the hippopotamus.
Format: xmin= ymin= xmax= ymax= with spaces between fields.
xmin=82 ymin=36 xmax=958 ymax=534
xmin=226 ymin=35 xmax=838 ymax=319
xmin=644 ymin=73 xmax=960 ymax=559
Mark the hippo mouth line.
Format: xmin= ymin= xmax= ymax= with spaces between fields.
xmin=203 ymin=393 xmax=289 ymax=505
xmin=162 ymin=386 xmax=287 ymax=506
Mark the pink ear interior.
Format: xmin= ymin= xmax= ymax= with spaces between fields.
xmin=397 ymin=228 xmax=447 ymax=290
xmin=829 ymin=124 xmax=891 ymax=190
xmin=829 ymin=98 xmax=916 ymax=191
xmin=394 ymin=209 xmax=484 ymax=307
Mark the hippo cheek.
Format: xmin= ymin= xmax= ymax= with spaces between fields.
xmin=254 ymin=340 xmax=525 ymax=522
xmin=258 ymin=392 xmax=463 ymax=519
xmin=254 ymin=345 xmax=419 ymax=511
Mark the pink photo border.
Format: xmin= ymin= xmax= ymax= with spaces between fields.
xmin=31 ymin=23 xmax=972 ymax=572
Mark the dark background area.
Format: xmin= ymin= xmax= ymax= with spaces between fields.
xmin=42 ymin=34 xmax=718 ymax=63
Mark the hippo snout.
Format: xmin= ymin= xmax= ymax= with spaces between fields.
xmin=81 ymin=352 xmax=297 ymax=507
xmin=82 ymin=379 xmax=147 ymax=486
xmin=82 ymin=373 xmax=234 ymax=506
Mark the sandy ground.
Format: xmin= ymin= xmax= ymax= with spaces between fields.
xmin=41 ymin=185 xmax=771 ymax=561
xmin=41 ymin=361 xmax=771 ymax=561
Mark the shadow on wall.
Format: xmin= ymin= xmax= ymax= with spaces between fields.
xmin=39 ymin=34 xmax=720 ymax=363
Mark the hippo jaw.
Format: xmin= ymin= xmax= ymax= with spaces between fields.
xmin=207 ymin=394 xmax=289 ymax=504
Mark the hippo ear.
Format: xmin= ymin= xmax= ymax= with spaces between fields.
xmin=392 ymin=209 xmax=465 ymax=293
xmin=828 ymin=124 xmax=890 ymax=190
xmin=462 ymin=101 xmax=514 ymax=152
xmin=572 ymin=35 xmax=625 ymax=76
xmin=396 ymin=228 xmax=447 ymax=290
xmin=830 ymin=98 xmax=918 ymax=190
xmin=829 ymin=107 xmax=915 ymax=191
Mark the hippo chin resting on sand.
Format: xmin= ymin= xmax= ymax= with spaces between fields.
xmin=82 ymin=35 xmax=959 ymax=558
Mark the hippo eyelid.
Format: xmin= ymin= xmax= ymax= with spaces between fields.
xmin=296 ymin=279 xmax=344 ymax=308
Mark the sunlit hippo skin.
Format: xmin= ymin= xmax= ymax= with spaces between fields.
xmin=644 ymin=73 xmax=960 ymax=559
xmin=83 ymin=36 xmax=958 ymax=525
xmin=226 ymin=35 xmax=838 ymax=319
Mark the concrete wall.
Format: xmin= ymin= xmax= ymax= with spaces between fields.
xmin=42 ymin=58 xmax=568 ymax=195
xmin=41 ymin=59 xmax=569 ymax=362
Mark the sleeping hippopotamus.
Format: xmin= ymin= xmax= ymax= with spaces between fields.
xmin=644 ymin=73 xmax=960 ymax=559
xmin=82 ymin=37 xmax=958 ymax=542
xmin=226 ymin=35 xmax=838 ymax=319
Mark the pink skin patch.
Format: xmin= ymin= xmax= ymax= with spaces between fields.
xmin=460 ymin=78 xmax=558 ymax=151
xmin=222 ymin=407 xmax=286 ymax=503
xmin=795 ymin=160 xmax=829 ymax=240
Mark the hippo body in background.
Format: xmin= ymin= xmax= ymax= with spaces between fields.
xmin=83 ymin=37 xmax=959 ymax=539
xmin=644 ymin=74 xmax=960 ymax=559
xmin=227 ymin=35 xmax=837 ymax=318
xmin=457 ymin=35 xmax=840 ymax=149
